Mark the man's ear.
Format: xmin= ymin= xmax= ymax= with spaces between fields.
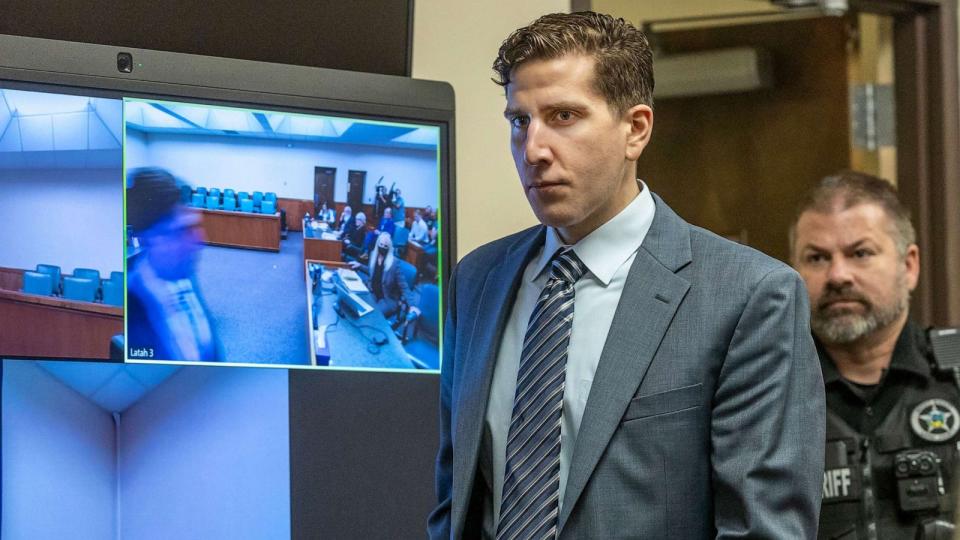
xmin=625 ymin=104 xmax=653 ymax=161
xmin=904 ymin=243 xmax=920 ymax=291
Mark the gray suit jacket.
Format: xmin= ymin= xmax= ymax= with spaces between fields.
xmin=429 ymin=194 xmax=825 ymax=539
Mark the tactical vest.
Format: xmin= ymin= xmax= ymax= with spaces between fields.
xmin=818 ymin=382 xmax=960 ymax=539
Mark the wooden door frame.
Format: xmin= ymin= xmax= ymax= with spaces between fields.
xmin=579 ymin=0 xmax=959 ymax=323
xmin=852 ymin=0 xmax=960 ymax=325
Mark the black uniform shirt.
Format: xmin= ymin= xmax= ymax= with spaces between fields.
xmin=819 ymin=320 xmax=931 ymax=435
xmin=817 ymin=320 xmax=960 ymax=539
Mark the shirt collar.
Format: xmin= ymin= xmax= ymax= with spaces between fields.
xmin=530 ymin=181 xmax=656 ymax=286
xmin=818 ymin=319 xmax=930 ymax=385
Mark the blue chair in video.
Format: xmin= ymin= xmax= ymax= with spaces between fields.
xmin=224 ymin=188 xmax=236 ymax=200
xmin=63 ymin=276 xmax=97 ymax=303
xmin=206 ymin=195 xmax=220 ymax=210
xmin=35 ymin=264 xmax=62 ymax=294
xmin=261 ymin=200 xmax=276 ymax=215
xmin=73 ymin=268 xmax=101 ymax=283
xmin=101 ymin=279 xmax=124 ymax=307
xmin=22 ymin=270 xmax=54 ymax=296
xmin=222 ymin=196 xmax=237 ymax=211
xmin=196 ymin=187 xmax=207 ymax=197
xmin=179 ymin=185 xmax=193 ymax=204
xmin=110 ymin=271 xmax=124 ymax=284
xmin=209 ymin=188 xmax=221 ymax=200
xmin=392 ymin=226 xmax=409 ymax=258
xmin=238 ymin=191 xmax=250 ymax=201
xmin=403 ymin=284 xmax=440 ymax=369
xmin=73 ymin=268 xmax=101 ymax=300
xmin=264 ymin=192 xmax=277 ymax=203
xmin=191 ymin=193 xmax=205 ymax=207
xmin=252 ymin=191 xmax=264 ymax=209
xmin=240 ymin=198 xmax=254 ymax=213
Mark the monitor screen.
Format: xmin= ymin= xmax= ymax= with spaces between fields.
xmin=0 ymin=34 xmax=454 ymax=373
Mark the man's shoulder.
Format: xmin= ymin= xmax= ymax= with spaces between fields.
xmin=678 ymin=221 xmax=801 ymax=295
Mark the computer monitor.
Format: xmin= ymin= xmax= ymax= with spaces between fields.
xmin=0 ymin=33 xmax=454 ymax=372
xmin=0 ymin=32 xmax=449 ymax=538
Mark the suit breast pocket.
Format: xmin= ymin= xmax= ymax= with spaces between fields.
xmin=621 ymin=383 xmax=702 ymax=423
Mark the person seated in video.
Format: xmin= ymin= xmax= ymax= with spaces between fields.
xmin=342 ymin=211 xmax=368 ymax=261
xmin=318 ymin=201 xmax=336 ymax=225
xmin=126 ymin=167 xmax=223 ymax=362
xmin=409 ymin=209 xmax=428 ymax=243
xmin=336 ymin=205 xmax=354 ymax=236
xmin=350 ymin=232 xmax=412 ymax=321
xmin=377 ymin=207 xmax=396 ymax=237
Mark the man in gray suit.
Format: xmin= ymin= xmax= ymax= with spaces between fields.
xmin=429 ymin=12 xmax=825 ymax=539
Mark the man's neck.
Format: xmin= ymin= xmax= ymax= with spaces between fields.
xmin=822 ymin=312 xmax=908 ymax=384
xmin=558 ymin=177 xmax=641 ymax=244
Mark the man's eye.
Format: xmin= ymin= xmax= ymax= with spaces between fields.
xmin=510 ymin=116 xmax=529 ymax=128
xmin=555 ymin=110 xmax=574 ymax=122
xmin=806 ymin=253 xmax=827 ymax=264
xmin=853 ymin=249 xmax=873 ymax=258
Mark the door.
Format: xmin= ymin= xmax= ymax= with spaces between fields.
xmin=347 ymin=170 xmax=366 ymax=216
xmin=314 ymin=166 xmax=336 ymax=215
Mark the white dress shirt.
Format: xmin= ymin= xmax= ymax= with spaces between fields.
xmin=481 ymin=182 xmax=656 ymax=534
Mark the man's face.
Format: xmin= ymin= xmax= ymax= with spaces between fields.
xmin=143 ymin=206 xmax=204 ymax=281
xmin=793 ymin=202 xmax=919 ymax=345
xmin=504 ymin=54 xmax=652 ymax=243
xmin=384 ymin=208 xmax=392 ymax=219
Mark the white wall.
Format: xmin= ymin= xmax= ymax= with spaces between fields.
xmin=118 ymin=366 xmax=290 ymax=540
xmin=2 ymin=361 xmax=117 ymax=540
xmin=0 ymin=169 xmax=123 ymax=275
xmin=124 ymin=128 xmax=148 ymax=178
xmin=130 ymin=131 xmax=439 ymax=209
xmin=411 ymin=0 xmax=570 ymax=257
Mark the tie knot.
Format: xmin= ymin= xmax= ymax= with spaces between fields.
xmin=550 ymin=248 xmax=587 ymax=284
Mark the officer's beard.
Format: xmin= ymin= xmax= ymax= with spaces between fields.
xmin=811 ymin=269 xmax=910 ymax=345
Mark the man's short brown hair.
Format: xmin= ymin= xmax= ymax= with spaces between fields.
xmin=492 ymin=11 xmax=654 ymax=114
xmin=788 ymin=170 xmax=916 ymax=259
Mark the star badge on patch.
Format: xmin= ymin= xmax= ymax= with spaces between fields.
xmin=911 ymin=398 xmax=960 ymax=442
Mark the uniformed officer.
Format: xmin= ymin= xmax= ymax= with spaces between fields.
xmin=790 ymin=170 xmax=959 ymax=539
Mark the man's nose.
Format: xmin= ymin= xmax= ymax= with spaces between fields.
xmin=522 ymin=122 xmax=552 ymax=166
xmin=826 ymin=256 xmax=854 ymax=286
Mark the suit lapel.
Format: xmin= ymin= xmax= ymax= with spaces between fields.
xmin=558 ymin=196 xmax=693 ymax=531
xmin=452 ymin=227 xmax=546 ymax=530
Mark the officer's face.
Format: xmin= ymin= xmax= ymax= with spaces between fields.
xmin=793 ymin=202 xmax=919 ymax=345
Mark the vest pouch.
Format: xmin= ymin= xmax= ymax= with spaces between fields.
xmin=823 ymin=439 xmax=862 ymax=504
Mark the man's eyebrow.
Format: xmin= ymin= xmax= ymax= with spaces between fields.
xmin=800 ymin=237 xmax=876 ymax=253
xmin=545 ymin=101 xmax=589 ymax=113
xmin=504 ymin=102 xmax=589 ymax=118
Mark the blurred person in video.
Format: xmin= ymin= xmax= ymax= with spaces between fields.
xmin=126 ymin=167 xmax=222 ymax=362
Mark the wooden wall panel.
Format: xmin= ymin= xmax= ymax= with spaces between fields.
xmin=0 ymin=266 xmax=24 ymax=292
xmin=0 ymin=289 xmax=122 ymax=360
xmin=639 ymin=17 xmax=851 ymax=263
xmin=199 ymin=209 xmax=280 ymax=251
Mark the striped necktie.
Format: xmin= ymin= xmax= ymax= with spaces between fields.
xmin=497 ymin=248 xmax=587 ymax=540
